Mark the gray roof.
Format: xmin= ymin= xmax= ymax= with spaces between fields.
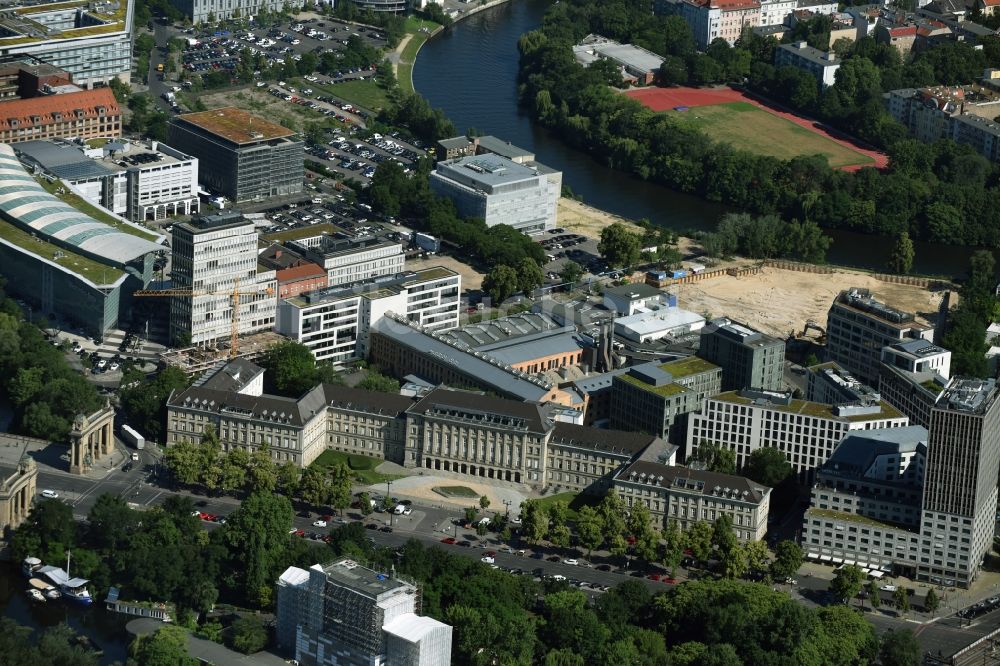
xmin=0 ymin=144 xmax=163 ymax=264
xmin=701 ymin=317 xmax=782 ymax=349
xmin=14 ymin=140 xmax=115 ymax=181
xmin=615 ymin=460 xmax=770 ymax=505
xmin=434 ymin=153 xmax=542 ymax=189
xmin=475 ymin=135 xmax=534 ymax=161
xmin=437 ymin=136 xmax=473 ymax=150
xmin=319 ymin=558 xmax=412 ymax=599
xmin=409 ymin=386 xmax=551 ymax=434
xmin=889 ymin=339 xmax=948 ymax=358
xmin=369 ymin=317 xmax=553 ymax=403
xmin=195 ymin=358 xmax=265 ymax=393
xmin=168 ymin=384 xmax=326 ymax=427
xmin=550 ymin=422 xmax=658 ymax=456
xmin=484 ymin=331 xmax=585 ymax=367
xmin=322 ymin=384 xmax=414 ymax=415
xmin=572 ymin=368 xmax=630 ymax=395
xmin=604 ymin=283 xmax=660 ymax=301
xmin=439 ymin=312 xmax=562 ymax=348
xmin=777 ymin=41 xmax=839 ymax=67
xmin=824 ymin=425 xmax=928 ymax=476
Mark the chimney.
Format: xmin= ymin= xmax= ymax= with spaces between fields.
xmin=276 ymin=250 xmax=282 ymax=258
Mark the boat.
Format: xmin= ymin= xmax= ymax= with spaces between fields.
xmin=38 ymin=552 xmax=92 ymax=606
xmin=29 ymin=577 xmax=62 ymax=600
xmin=27 ymin=588 xmax=46 ymax=602
xmin=22 ymin=556 xmax=42 ymax=577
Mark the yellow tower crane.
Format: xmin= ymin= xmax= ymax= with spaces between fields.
xmin=133 ymin=278 xmax=274 ymax=358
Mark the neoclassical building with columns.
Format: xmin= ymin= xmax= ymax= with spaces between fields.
xmin=69 ymin=403 xmax=116 ymax=475
xmin=0 ymin=438 xmax=38 ymax=534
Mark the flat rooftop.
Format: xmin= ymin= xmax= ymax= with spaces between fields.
xmin=176 ymin=211 xmax=251 ymax=235
xmin=0 ymin=0 xmax=130 ymax=45
xmin=175 ymin=107 xmax=295 ymax=145
xmin=317 ymin=558 xmax=411 ymax=599
xmin=15 ymin=139 xmax=189 ymax=181
xmin=261 ymin=222 xmax=341 ymax=244
xmin=287 ymin=267 xmax=457 ymax=308
xmin=713 ymin=390 xmax=903 ymax=423
xmin=834 ymin=288 xmax=923 ymax=329
xmin=436 ymin=153 xmax=542 ymax=187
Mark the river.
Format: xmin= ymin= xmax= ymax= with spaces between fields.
xmin=413 ymin=0 xmax=981 ymax=276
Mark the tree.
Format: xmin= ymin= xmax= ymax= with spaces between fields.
xmin=357 ymin=370 xmax=400 ymax=394
xmin=743 ymin=540 xmax=770 ymax=574
xmin=520 ymin=499 xmax=549 ymax=544
xmin=464 ymin=506 xmax=479 ymax=524
xmin=770 ymin=540 xmax=803 ymax=580
xmin=598 ymin=222 xmax=641 ymax=269
xmin=711 ymin=515 xmax=737 ymax=558
xmin=359 ymin=491 xmax=373 ymax=516
xmin=924 ymin=587 xmax=939 ymax=613
xmin=597 ymin=493 xmax=626 ymax=547
xmin=829 ymin=564 xmax=865 ymax=605
xmin=720 ymin=542 xmax=749 ymax=579
xmin=575 ymin=505 xmax=604 ymax=559
xmin=129 ymin=625 xmax=198 ymax=666
xmin=479 ymin=495 xmax=491 ymax=511
xmin=893 ymin=586 xmax=910 ymax=615
xmin=887 ymin=231 xmax=915 ymax=274
xmin=879 ymin=628 xmax=921 ymax=666
xmin=691 ymin=440 xmax=736 ymax=474
xmin=299 ymin=466 xmax=331 ymax=507
xmin=867 ymin=579 xmax=881 ymax=611
xmin=483 ymin=264 xmax=520 ymax=303
xmin=684 ymin=521 xmax=713 ymax=563
xmin=661 ymin=519 xmax=684 ymax=575
xmin=516 ymin=257 xmax=544 ymax=295
xmin=223 ymin=491 xmax=293 ymax=606
xmin=220 ymin=448 xmax=249 ymax=493
xmin=743 ymin=447 xmax=793 ymax=488
xmin=559 ymin=261 xmax=583 ymax=286
xmin=230 ymin=616 xmax=268 ymax=654
xmin=260 ymin=341 xmax=333 ymax=397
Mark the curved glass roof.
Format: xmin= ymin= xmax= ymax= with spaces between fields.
xmin=0 ymin=144 xmax=162 ymax=265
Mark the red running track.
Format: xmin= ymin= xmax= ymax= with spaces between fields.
xmin=625 ymin=86 xmax=888 ymax=172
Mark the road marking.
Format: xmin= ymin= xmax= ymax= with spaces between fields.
xmin=146 ymin=490 xmax=163 ymax=506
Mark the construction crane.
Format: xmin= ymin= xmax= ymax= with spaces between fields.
xmin=134 ymin=278 xmax=274 ymax=358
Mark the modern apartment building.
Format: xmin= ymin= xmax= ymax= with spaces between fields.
xmin=878 ymin=341 xmax=951 ymax=427
xmin=919 ymin=378 xmax=1000 ymax=587
xmin=168 ymin=0 xmax=289 ymax=24
xmin=15 ymin=138 xmax=199 ymax=222
xmin=429 ymin=153 xmax=559 ymax=234
xmin=801 ymin=425 xmax=928 ymax=576
xmin=805 ymin=362 xmax=881 ymax=406
xmin=826 ymin=287 xmax=933 ymax=384
xmin=775 ymin=41 xmax=841 ymax=88
xmin=614 ymin=460 xmax=771 ymax=542
xmin=697 ymin=317 xmax=785 ymax=392
xmin=167 ymin=107 xmax=303 ymax=203
xmin=686 ymin=388 xmax=909 ymax=482
xmin=609 ymin=356 xmax=722 ymax=443
xmin=276 ymin=558 xmax=452 ymax=666
xmin=169 ymin=212 xmax=277 ymax=346
xmin=0 ymin=0 xmax=134 ymax=87
xmin=276 ymin=267 xmax=461 ymax=363
xmin=294 ymin=235 xmax=405 ymax=287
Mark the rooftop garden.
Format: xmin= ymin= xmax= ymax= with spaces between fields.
xmin=618 ymin=371 xmax=687 ymax=398
xmin=807 ymin=507 xmax=913 ymax=532
xmin=660 ymin=355 xmax=718 ymax=379
xmin=0 ymin=217 xmax=123 ymax=284
xmin=36 ymin=177 xmax=159 ymax=242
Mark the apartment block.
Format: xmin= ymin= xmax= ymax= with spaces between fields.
xmin=276 ymin=267 xmax=461 ymax=363
xmin=294 ymin=235 xmax=405 ymax=287
xmin=169 ymin=0 xmax=288 ymax=25
xmin=826 ymin=287 xmax=932 ymax=385
xmin=609 ymin=356 xmax=722 ymax=443
xmin=276 ymin=558 xmax=452 ymax=666
xmin=613 ymin=461 xmax=771 ymax=542
xmin=429 ymin=153 xmax=559 ymax=233
xmin=168 ymin=107 xmax=303 ymax=203
xmin=0 ymin=0 xmax=134 ymax=87
xmin=15 ymin=138 xmax=199 ymax=222
xmin=697 ymin=317 xmax=785 ymax=392
xmin=0 ymin=86 xmax=119 ymax=144
xmin=759 ymin=0 xmax=796 ymax=25
xmin=657 ymin=0 xmax=762 ymax=50
xmin=169 ymin=212 xmax=276 ymax=346
xmin=884 ymin=85 xmax=1000 ymax=161
xmin=775 ymin=41 xmax=841 ymax=88
xmin=686 ymin=389 xmax=909 ymax=483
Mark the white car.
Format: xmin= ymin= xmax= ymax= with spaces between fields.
xmin=564 ymin=558 xmax=579 ymax=566
xmin=881 ymin=584 xmax=898 ymax=592
xmin=255 ymin=81 xmax=266 ymax=87
xmin=402 ymin=507 xmax=412 ymax=515
xmin=41 ymin=489 xmax=59 ymax=499
xmin=551 ymin=574 xmax=566 ymax=582
xmin=312 ymin=520 xmax=328 ymax=528
xmin=109 ymin=362 xmax=119 ymax=372
xmin=481 ymin=556 xmax=495 ymax=564
xmin=97 ymin=359 xmax=107 ymax=369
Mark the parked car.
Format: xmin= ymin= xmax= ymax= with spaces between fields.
xmin=313 ymin=520 xmax=328 ymax=528
xmin=41 ymin=489 xmax=59 ymax=499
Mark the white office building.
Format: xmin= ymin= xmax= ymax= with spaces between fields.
xmin=429 ymin=153 xmax=559 ymax=234
xmin=295 ymin=235 xmax=406 ymax=287
xmin=0 ymin=0 xmax=134 ymax=87
xmin=685 ymin=388 xmax=910 ymax=483
xmin=15 ymin=139 xmax=199 ymax=222
xmin=276 ymin=267 xmax=461 ymax=363
xmin=170 ymin=212 xmax=276 ymax=346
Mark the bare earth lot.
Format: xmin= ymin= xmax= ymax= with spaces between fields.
xmin=677 ymin=267 xmax=945 ymax=339
xmin=557 ymin=197 xmax=644 ymax=240
xmin=407 ymin=254 xmax=483 ymax=292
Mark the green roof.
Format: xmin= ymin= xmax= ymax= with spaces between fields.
xmin=660 ymin=356 xmax=718 ymax=379
xmin=807 ymin=507 xmax=913 ymax=532
xmin=404 ymin=266 xmax=457 ymax=283
xmin=0 ymin=217 xmax=123 ymax=284
xmin=617 ymin=371 xmax=688 ymax=397
xmin=37 ymin=177 xmax=159 ymax=242
xmin=713 ymin=391 xmax=902 ymax=422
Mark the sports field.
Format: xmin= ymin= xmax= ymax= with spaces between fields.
xmin=627 ymin=87 xmax=885 ymax=171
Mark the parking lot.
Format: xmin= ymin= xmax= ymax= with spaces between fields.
xmin=306 ymin=127 xmax=425 ymax=184
xmin=533 ymin=228 xmax=607 ymax=286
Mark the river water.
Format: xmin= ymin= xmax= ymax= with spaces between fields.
xmin=413 ymin=0 xmax=981 ymax=276
xmin=0 ymin=563 xmax=129 ymax=664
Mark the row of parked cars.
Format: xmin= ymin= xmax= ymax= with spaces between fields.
xmin=958 ymin=595 xmax=1000 ymax=619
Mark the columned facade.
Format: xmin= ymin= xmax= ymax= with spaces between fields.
xmin=69 ymin=404 xmax=116 ymax=474
xmin=0 ymin=454 xmax=37 ymax=533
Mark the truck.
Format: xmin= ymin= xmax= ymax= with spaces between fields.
xmin=414 ymin=232 xmax=440 ymax=253
xmin=121 ymin=424 xmax=145 ymax=450
xmin=162 ymin=91 xmax=175 ymax=103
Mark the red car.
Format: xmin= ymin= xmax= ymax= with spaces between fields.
xmin=198 ymin=512 xmax=211 ymax=521
xmin=289 ymin=529 xmax=305 ymax=537
xmin=647 ymin=573 xmax=661 ymax=581
xmin=484 ymin=551 xmax=496 ymax=557
xmin=441 ymin=537 xmax=457 ymax=545
xmin=322 ymin=515 xmax=333 ymax=522
xmin=662 ymin=577 xmax=678 ymax=585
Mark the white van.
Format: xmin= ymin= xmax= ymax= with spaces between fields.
xmin=394 ymin=504 xmax=406 ymax=515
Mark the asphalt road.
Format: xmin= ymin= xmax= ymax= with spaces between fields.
xmin=35 ymin=449 xmax=1000 ymax=656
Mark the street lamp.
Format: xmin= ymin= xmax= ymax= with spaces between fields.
xmin=502 ymin=499 xmax=511 ymax=516
xmin=386 ymin=479 xmax=393 ymax=527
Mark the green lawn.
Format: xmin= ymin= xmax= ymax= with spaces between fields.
xmin=310 ymin=449 xmax=403 ymax=485
xmin=534 ymin=492 xmax=601 ymax=522
xmin=433 ymin=485 xmax=481 ymax=499
xmin=314 ymin=78 xmax=391 ymax=113
xmin=666 ymin=102 xmax=873 ymax=169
